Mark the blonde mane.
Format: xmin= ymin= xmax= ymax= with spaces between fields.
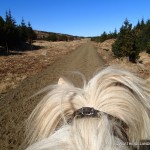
xmin=25 ymin=67 xmax=150 ymax=150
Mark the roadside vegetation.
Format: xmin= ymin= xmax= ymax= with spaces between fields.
xmin=0 ymin=10 xmax=82 ymax=55
xmin=43 ymin=32 xmax=82 ymax=42
xmin=91 ymin=18 xmax=150 ymax=63
xmin=91 ymin=29 xmax=117 ymax=42
xmin=0 ymin=10 xmax=37 ymax=54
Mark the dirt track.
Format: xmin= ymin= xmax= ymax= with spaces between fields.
xmin=0 ymin=41 xmax=104 ymax=150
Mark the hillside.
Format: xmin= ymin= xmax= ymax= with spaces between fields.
xmin=34 ymin=30 xmax=83 ymax=40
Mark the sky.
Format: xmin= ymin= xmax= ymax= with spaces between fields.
xmin=0 ymin=0 xmax=150 ymax=37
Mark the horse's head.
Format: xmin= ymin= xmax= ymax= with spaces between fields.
xmin=25 ymin=67 xmax=150 ymax=150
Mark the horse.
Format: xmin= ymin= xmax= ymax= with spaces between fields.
xmin=24 ymin=66 xmax=150 ymax=150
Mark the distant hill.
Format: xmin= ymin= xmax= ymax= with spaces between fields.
xmin=34 ymin=30 xmax=84 ymax=41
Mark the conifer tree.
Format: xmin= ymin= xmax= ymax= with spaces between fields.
xmin=112 ymin=28 xmax=117 ymax=38
xmin=4 ymin=10 xmax=19 ymax=49
xmin=112 ymin=19 xmax=139 ymax=62
xmin=19 ymin=18 xmax=28 ymax=42
xmin=0 ymin=16 xmax=5 ymax=46
xmin=145 ymin=19 xmax=150 ymax=53
xmin=99 ymin=31 xmax=107 ymax=42
xmin=133 ymin=18 xmax=150 ymax=53
xmin=27 ymin=22 xmax=37 ymax=45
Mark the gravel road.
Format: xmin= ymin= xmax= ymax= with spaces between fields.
xmin=0 ymin=41 xmax=104 ymax=150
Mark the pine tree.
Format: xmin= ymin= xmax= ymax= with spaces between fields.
xmin=133 ymin=18 xmax=150 ymax=53
xmin=27 ymin=22 xmax=37 ymax=45
xmin=99 ymin=31 xmax=107 ymax=42
xmin=112 ymin=28 xmax=117 ymax=38
xmin=4 ymin=10 xmax=19 ymax=49
xmin=145 ymin=19 xmax=150 ymax=53
xmin=0 ymin=9 xmax=37 ymax=53
xmin=0 ymin=16 xmax=5 ymax=46
xmin=5 ymin=10 xmax=16 ymax=26
xmin=18 ymin=18 xmax=28 ymax=42
xmin=112 ymin=19 xmax=139 ymax=62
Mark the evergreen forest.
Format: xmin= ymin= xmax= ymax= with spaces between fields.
xmin=91 ymin=18 xmax=150 ymax=62
xmin=0 ymin=10 xmax=36 ymax=53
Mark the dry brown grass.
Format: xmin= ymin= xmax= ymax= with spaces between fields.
xmin=0 ymin=40 xmax=85 ymax=94
xmin=95 ymin=39 xmax=150 ymax=80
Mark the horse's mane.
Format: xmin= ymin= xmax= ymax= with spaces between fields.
xmin=25 ymin=66 xmax=150 ymax=150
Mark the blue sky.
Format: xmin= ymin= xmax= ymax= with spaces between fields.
xmin=0 ymin=0 xmax=150 ymax=37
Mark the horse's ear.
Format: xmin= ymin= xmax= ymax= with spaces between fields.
xmin=58 ymin=77 xmax=67 ymax=85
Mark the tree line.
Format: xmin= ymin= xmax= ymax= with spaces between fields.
xmin=91 ymin=29 xmax=117 ymax=42
xmin=44 ymin=33 xmax=81 ymax=42
xmin=92 ymin=18 xmax=150 ymax=63
xmin=112 ymin=18 xmax=150 ymax=62
xmin=35 ymin=30 xmax=83 ymax=42
xmin=0 ymin=10 xmax=37 ymax=53
xmin=0 ymin=10 xmax=82 ymax=54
